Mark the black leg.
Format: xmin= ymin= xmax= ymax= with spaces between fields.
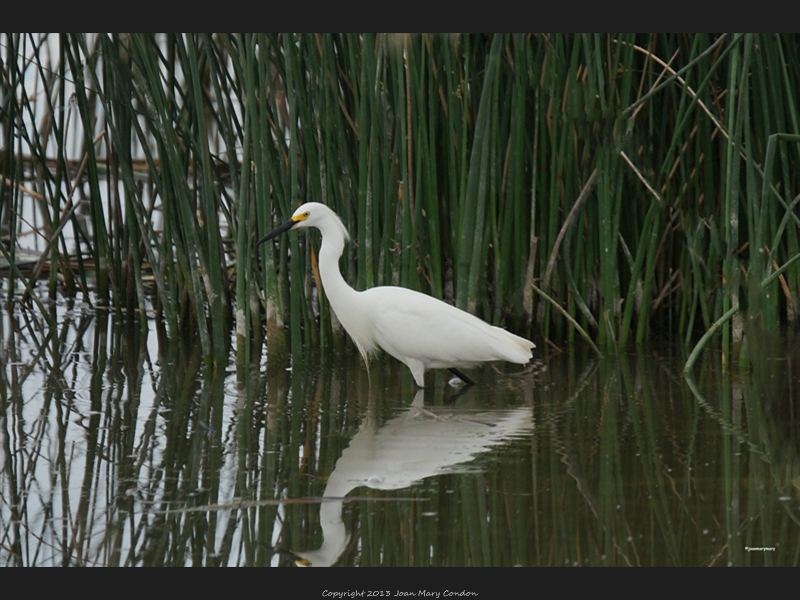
xmin=448 ymin=368 xmax=476 ymax=386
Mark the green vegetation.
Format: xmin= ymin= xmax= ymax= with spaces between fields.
xmin=3 ymin=34 xmax=800 ymax=370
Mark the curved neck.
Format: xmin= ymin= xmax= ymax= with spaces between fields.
xmin=315 ymin=227 xmax=375 ymax=357
xmin=317 ymin=231 xmax=355 ymax=309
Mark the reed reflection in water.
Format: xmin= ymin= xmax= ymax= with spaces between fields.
xmin=1 ymin=293 xmax=799 ymax=566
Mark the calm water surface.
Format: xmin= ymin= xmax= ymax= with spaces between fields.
xmin=1 ymin=292 xmax=799 ymax=566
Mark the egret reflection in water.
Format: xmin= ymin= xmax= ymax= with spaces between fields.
xmin=288 ymin=389 xmax=533 ymax=567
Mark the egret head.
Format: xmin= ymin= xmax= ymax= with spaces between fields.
xmin=257 ymin=202 xmax=349 ymax=246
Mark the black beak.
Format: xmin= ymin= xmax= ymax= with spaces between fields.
xmin=257 ymin=218 xmax=297 ymax=246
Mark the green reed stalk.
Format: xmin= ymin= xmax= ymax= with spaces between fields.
xmin=456 ymin=34 xmax=502 ymax=313
xmin=181 ymin=36 xmax=228 ymax=365
xmin=132 ymin=34 xmax=214 ymax=363
xmin=720 ymin=37 xmax=745 ymax=364
xmin=7 ymin=34 xmax=800 ymax=367
xmin=236 ymin=59 xmax=255 ymax=371
xmin=281 ymin=36 xmax=306 ymax=358
xmin=64 ymin=35 xmax=110 ymax=305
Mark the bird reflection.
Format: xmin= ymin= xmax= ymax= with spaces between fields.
xmin=288 ymin=389 xmax=533 ymax=566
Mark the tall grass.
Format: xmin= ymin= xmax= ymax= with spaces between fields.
xmin=3 ymin=34 xmax=800 ymax=368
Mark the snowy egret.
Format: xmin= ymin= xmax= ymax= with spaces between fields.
xmin=258 ymin=202 xmax=535 ymax=387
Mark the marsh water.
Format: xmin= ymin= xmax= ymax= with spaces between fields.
xmin=1 ymin=290 xmax=799 ymax=567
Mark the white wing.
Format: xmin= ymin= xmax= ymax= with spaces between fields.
xmin=363 ymin=287 xmax=534 ymax=370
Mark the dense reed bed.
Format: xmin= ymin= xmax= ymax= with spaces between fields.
xmin=2 ymin=34 xmax=800 ymax=369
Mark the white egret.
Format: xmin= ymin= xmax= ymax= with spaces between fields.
xmin=258 ymin=202 xmax=535 ymax=387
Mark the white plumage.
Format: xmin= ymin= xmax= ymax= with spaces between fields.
xmin=258 ymin=202 xmax=535 ymax=387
